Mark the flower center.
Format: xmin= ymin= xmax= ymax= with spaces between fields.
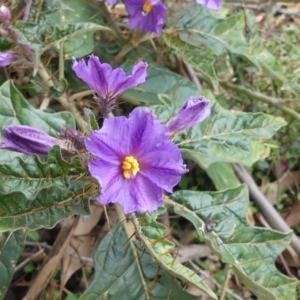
xmin=122 ymin=156 xmax=140 ymax=179
xmin=142 ymin=0 xmax=153 ymax=16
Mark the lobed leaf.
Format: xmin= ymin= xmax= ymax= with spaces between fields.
xmin=0 ymin=80 xmax=75 ymax=164
xmin=122 ymin=64 xmax=199 ymax=106
xmin=0 ymin=230 xmax=25 ymax=298
xmin=0 ymin=180 xmax=90 ymax=233
xmin=151 ymin=92 xmax=286 ymax=168
xmin=165 ymin=5 xmax=282 ymax=90
xmin=81 ymin=222 xmax=202 ymax=300
xmin=171 ymin=185 xmax=297 ymax=300
xmin=132 ymin=209 xmax=217 ymax=299
xmin=0 ymin=147 xmax=83 ymax=200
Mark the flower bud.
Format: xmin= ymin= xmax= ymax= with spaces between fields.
xmin=0 ymin=125 xmax=58 ymax=156
xmin=167 ymin=96 xmax=211 ymax=133
xmin=0 ymin=52 xmax=17 ymax=67
xmin=0 ymin=5 xmax=11 ymax=23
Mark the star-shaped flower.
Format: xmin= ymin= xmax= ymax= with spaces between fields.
xmin=85 ymin=108 xmax=187 ymax=214
xmin=72 ymin=55 xmax=148 ymax=118
xmin=124 ymin=0 xmax=166 ymax=36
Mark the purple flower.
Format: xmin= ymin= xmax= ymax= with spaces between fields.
xmin=124 ymin=0 xmax=166 ymax=36
xmin=167 ymin=96 xmax=211 ymax=133
xmin=0 ymin=125 xmax=58 ymax=156
xmin=72 ymin=55 xmax=148 ymax=117
xmin=195 ymin=0 xmax=222 ymax=10
xmin=85 ymin=108 xmax=187 ymax=214
xmin=0 ymin=52 xmax=17 ymax=67
xmin=97 ymin=0 xmax=117 ymax=6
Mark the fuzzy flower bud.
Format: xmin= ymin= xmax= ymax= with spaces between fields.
xmin=167 ymin=96 xmax=211 ymax=133
xmin=0 ymin=52 xmax=17 ymax=67
xmin=0 ymin=5 xmax=11 ymax=24
xmin=0 ymin=125 xmax=58 ymax=156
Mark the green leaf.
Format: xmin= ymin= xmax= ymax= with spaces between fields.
xmin=171 ymin=185 xmax=297 ymax=300
xmin=122 ymin=65 xmax=198 ymax=106
xmin=84 ymin=108 xmax=99 ymax=131
xmin=165 ymin=5 xmax=283 ymax=89
xmin=0 ymin=80 xmax=75 ymax=163
xmin=0 ymin=147 xmax=83 ymax=200
xmin=206 ymin=162 xmax=240 ymax=190
xmin=132 ymin=209 xmax=217 ymax=299
xmin=151 ymin=91 xmax=286 ymax=168
xmin=43 ymin=22 xmax=112 ymax=58
xmin=81 ymin=223 xmax=202 ymax=300
xmin=175 ymin=92 xmax=286 ymax=168
xmin=0 ymin=180 xmax=90 ymax=232
xmin=0 ymin=230 xmax=25 ymax=298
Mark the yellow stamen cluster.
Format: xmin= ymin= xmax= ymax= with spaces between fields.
xmin=142 ymin=0 xmax=153 ymax=15
xmin=122 ymin=156 xmax=140 ymax=179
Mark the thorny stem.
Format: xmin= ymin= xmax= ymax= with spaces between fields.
xmin=69 ymin=90 xmax=94 ymax=102
xmin=220 ymin=80 xmax=300 ymax=122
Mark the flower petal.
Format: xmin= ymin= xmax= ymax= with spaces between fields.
xmin=127 ymin=108 xmax=169 ymax=157
xmin=84 ymin=115 xmax=132 ymax=160
xmin=97 ymin=172 xmax=163 ymax=214
xmin=72 ymin=55 xmax=109 ymax=96
xmin=88 ymin=158 xmax=121 ymax=195
xmin=195 ymin=0 xmax=222 ymax=10
xmin=140 ymin=145 xmax=187 ymax=192
xmin=109 ymin=61 xmax=148 ymax=96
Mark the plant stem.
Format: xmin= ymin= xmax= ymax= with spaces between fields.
xmin=220 ymin=81 xmax=300 ymax=122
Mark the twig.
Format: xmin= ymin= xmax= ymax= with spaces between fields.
xmin=188 ymin=260 xmax=244 ymax=300
xmin=220 ymin=81 xmax=300 ymax=122
xmin=185 ymin=63 xmax=202 ymax=92
xmin=220 ymin=266 xmax=232 ymax=300
xmin=14 ymin=249 xmax=45 ymax=272
xmin=22 ymin=0 xmax=32 ymax=22
xmin=69 ymin=90 xmax=94 ymax=102
xmin=23 ymin=217 xmax=79 ymax=300
xmin=232 ymin=163 xmax=300 ymax=256
xmin=24 ymin=241 xmax=52 ymax=250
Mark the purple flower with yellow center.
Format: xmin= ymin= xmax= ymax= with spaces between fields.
xmin=0 ymin=52 xmax=17 ymax=67
xmin=124 ymin=0 xmax=166 ymax=36
xmin=72 ymin=55 xmax=148 ymax=118
xmin=167 ymin=96 xmax=211 ymax=133
xmin=0 ymin=125 xmax=58 ymax=156
xmin=85 ymin=108 xmax=187 ymax=214
xmin=195 ymin=0 xmax=222 ymax=10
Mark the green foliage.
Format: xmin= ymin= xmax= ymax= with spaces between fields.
xmin=81 ymin=223 xmax=201 ymax=300
xmin=151 ymin=92 xmax=286 ymax=168
xmin=171 ymin=185 xmax=297 ymax=300
xmin=0 ymin=179 xmax=90 ymax=233
xmin=0 ymin=147 xmax=83 ymax=199
xmin=132 ymin=208 xmax=217 ymax=298
xmin=165 ymin=5 xmax=282 ymax=90
xmin=84 ymin=108 xmax=99 ymax=131
xmin=0 ymin=230 xmax=25 ymax=298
